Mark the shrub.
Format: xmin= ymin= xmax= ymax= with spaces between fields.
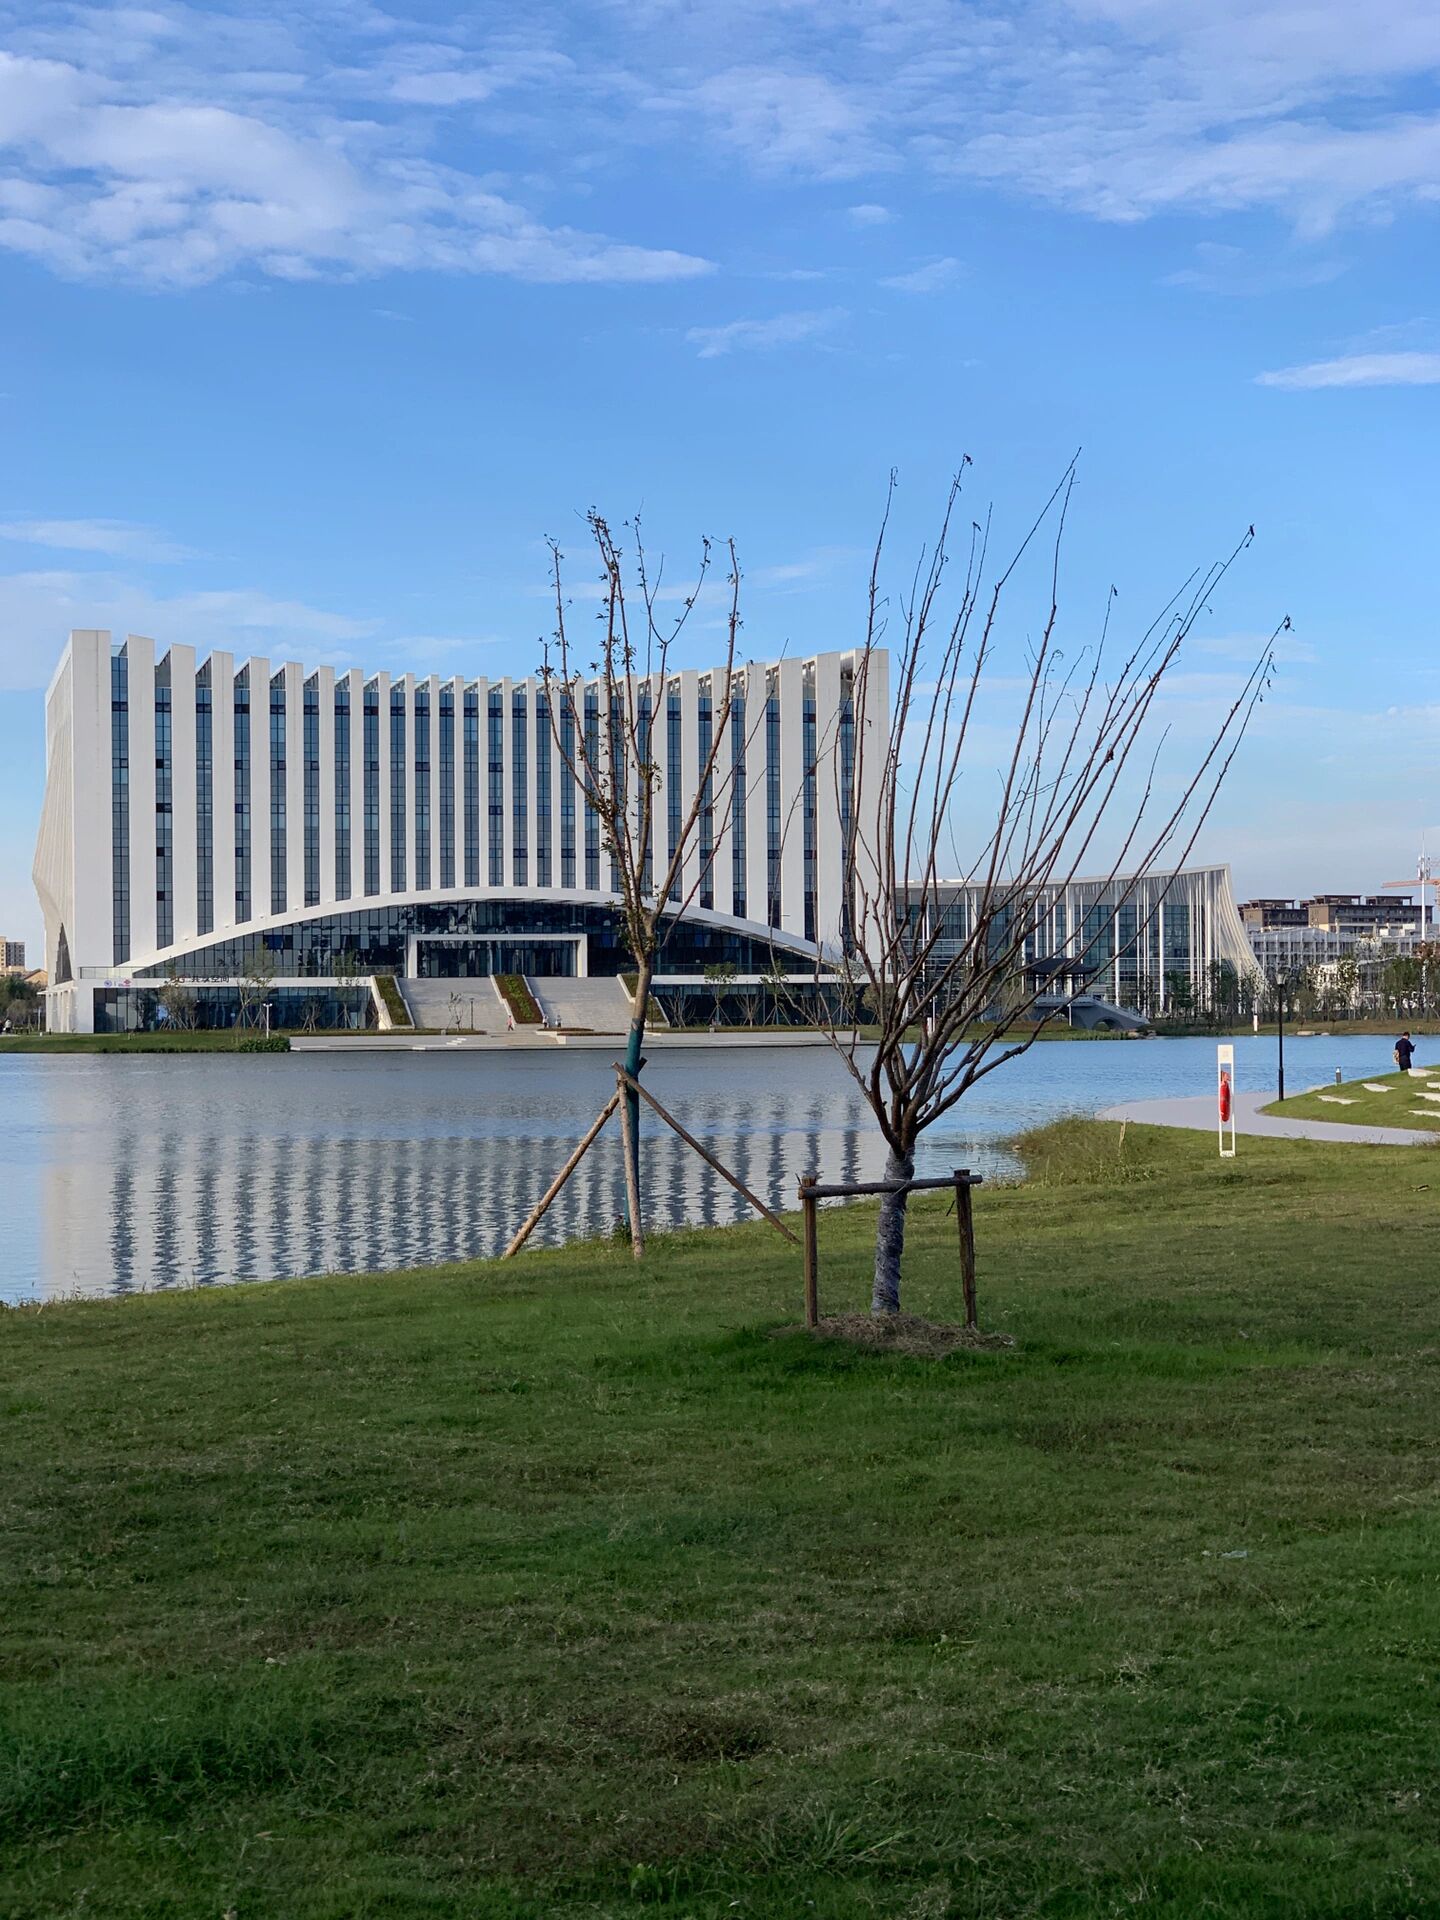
xmin=373 ymin=974 xmax=412 ymax=1028
xmin=495 ymin=974 xmax=541 ymax=1024
xmin=233 ymin=1035 xmax=290 ymax=1054
xmin=1008 ymin=1115 xmax=1153 ymax=1188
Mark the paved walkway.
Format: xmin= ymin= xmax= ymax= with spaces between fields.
xmin=1098 ymin=1089 xmax=1435 ymax=1148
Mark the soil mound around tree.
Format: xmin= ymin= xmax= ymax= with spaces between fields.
xmin=780 ymin=1313 xmax=1016 ymax=1357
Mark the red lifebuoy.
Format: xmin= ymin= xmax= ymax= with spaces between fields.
xmin=1219 ymin=1074 xmax=1232 ymax=1123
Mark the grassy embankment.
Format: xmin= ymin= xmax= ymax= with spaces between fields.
xmin=0 ymin=1031 xmax=292 ymax=1053
xmin=4 ymin=1121 xmax=1440 ymax=1917
xmin=1263 ymin=1066 xmax=1440 ymax=1133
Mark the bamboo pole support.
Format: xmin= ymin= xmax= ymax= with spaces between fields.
xmin=616 ymin=1068 xmax=645 ymax=1259
xmin=501 ymin=1092 xmax=619 ymax=1259
xmin=800 ymin=1176 xmax=819 ymax=1327
xmin=615 ymin=1065 xmax=800 ymax=1247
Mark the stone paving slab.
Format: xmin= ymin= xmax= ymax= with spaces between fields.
xmin=1097 ymin=1089 xmax=1436 ymax=1148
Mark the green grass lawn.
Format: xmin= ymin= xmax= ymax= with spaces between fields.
xmin=4 ymin=1119 xmax=1440 ymax=1918
xmin=1262 ymin=1066 xmax=1440 ymax=1132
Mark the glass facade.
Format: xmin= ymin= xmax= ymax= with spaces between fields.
xmin=140 ymin=898 xmax=811 ymax=982
xmin=559 ymin=701 xmax=576 ymax=889
xmin=413 ymin=685 xmax=430 ymax=891
xmin=463 ymin=688 xmax=480 ymax=888
xmin=303 ymin=678 xmax=320 ymax=908
xmin=334 ymin=680 xmax=351 ymax=901
xmin=511 ymin=691 xmax=528 ymax=887
xmin=765 ymin=679 xmax=781 ymax=929
xmin=666 ymin=690 xmax=682 ymax=899
xmin=110 ymin=649 xmax=130 ymax=964
xmin=637 ymin=689 xmax=653 ymax=897
xmin=389 ymin=687 xmax=406 ymax=893
xmin=154 ymin=670 xmax=173 ymax=951
xmin=487 ymin=690 xmax=503 ymax=886
xmin=533 ymin=692 xmax=550 ymax=887
xmin=363 ymin=683 xmax=380 ymax=897
xmin=730 ymin=687 xmax=746 ymax=921
xmin=698 ymin=690 xmax=714 ymax=911
xmin=195 ymin=666 xmax=213 ymax=937
xmin=94 ymin=984 xmax=373 ymax=1035
xmin=607 ymin=697 xmax=624 ymax=895
xmin=269 ymin=674 xmax=286 ymax=915
xmin=234 ymin=670 xmax=251 ymax=923
xmin=583 ymin=691 xmax=600 ymax=891
xmin=438 ymin=685 xmax=454 ymax=889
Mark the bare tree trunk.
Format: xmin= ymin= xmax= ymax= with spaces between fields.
xmin=872 ymin=1146 xmax=914 ymax=1315
xmin=621 ymin=954 xmax=653 ymax=1231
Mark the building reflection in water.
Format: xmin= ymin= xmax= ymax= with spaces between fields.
xmin=20 ymin=1052 xmax=1019 ymax=1303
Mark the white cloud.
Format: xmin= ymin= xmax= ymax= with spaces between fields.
xmin=1197 ymin=628 xmax=1315 ymax=666
xmin=5 ymin=0 xmax=1439 ymax=295
xmin=607 ymin=0 xmax=1440 ymax=234
xmin=881 ymin=255 xmax=960 ymax=294
xmin=0 ymin=568 xmax=381 ymax=692
xmin=385 ymin=633 xmax=504 ymax=660
xmin=686 ymin=307 xmax=845 ymax=358
xmin=386 ymin=49 xmax=575 ymax=107
xmin=1163 ymin=240 xmax=1347 ymax=296
xmin=0 ymin=517 xmax=192 ymax=561
xmin=0 ymin=45 xmax=711 ymax=287
xmin=1256 ymin=351 xmax=1440 ymax=389
xmin=748 ymin=545 xmax=862 ymax=586
xmin=659 ymin=66 xmax=887 ymax=180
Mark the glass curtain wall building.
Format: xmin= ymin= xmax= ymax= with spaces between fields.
xmin=899 ymin=866 xmax=1258 ymax=1016
xmin=33 ymin=633 xmax=887 ymax=1031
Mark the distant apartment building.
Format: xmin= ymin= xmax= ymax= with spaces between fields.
xmin=1239 ymin=893 xmax=1432 ymax=976
xmin=1 ymin=937 xmax=25 ymax=971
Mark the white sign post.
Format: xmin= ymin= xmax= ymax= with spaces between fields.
xmin=1217 ymin=1043 xmax=1236 ymax=1159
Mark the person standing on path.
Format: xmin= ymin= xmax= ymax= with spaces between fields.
xmin=1395 ymin=1031 xmax=1416 ymax=1073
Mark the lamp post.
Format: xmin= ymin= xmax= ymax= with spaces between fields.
xmin=1272 ymin=971 xmax=1288 ymax=1102
xmin=264 ymin=1001 xmax=273 ymax=1040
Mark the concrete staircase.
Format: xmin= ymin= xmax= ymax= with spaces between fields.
xmin=527 ymin=976 xmax=635 ymax=1033
xmin=399 ymin=976 xmax=510 ymax=1033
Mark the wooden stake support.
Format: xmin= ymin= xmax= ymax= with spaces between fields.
xmin=614 ymin=1065 xmax=800 ymax=1247
xmin=797 ymin=1168 xmax=984 ymax=1328
xmin=503 ymin=1052 xmax=801 ymax=1263
xmin=501 ymin=1091 xmax=620 ymax=1259
xmin=954 ymin=1167 xmax=978 ymax=1332
xmin=800 ymin=1176 xmax=819 ymax=1326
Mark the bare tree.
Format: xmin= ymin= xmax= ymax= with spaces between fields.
xmin=820 ymin=462 xmax=1280 ymax=1315
xmin=236 ymin=954 xmax=276 ymax=1034
xmin=158 ymin=965 xmax=196 ymax=1031
xmin=704 ymin=960 xmax=737 ymax=1029
xmin=530 ymin=511 xmax=749 ymax=1247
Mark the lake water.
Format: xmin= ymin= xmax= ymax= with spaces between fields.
xmin=0 ymin=1031 xmax=1421 ymax=1303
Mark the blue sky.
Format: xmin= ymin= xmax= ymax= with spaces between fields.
xmin=2 ymin=0 xmax=1439 ymax=957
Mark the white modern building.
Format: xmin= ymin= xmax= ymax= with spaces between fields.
xmin=33 ymin=631 xmax=887 ymax=1032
